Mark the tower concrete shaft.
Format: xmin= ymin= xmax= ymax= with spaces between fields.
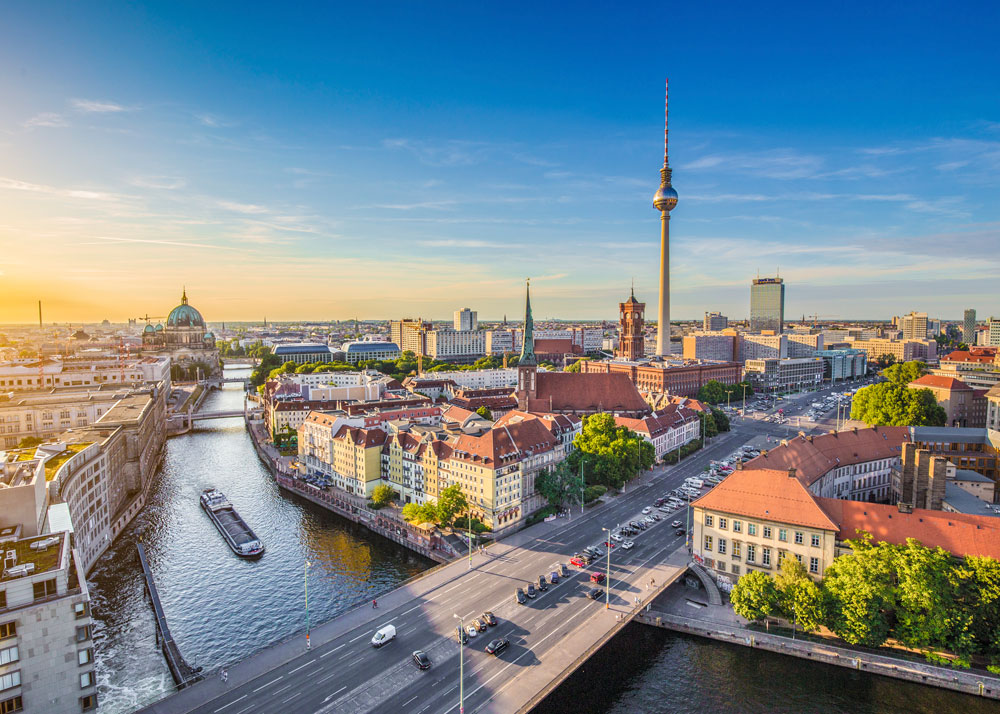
xmin=653 ymin=79 xmax=678 ymax=357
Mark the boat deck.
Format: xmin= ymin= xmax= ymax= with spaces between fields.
xmin=214 ymin=507 xmax=259 ymax=546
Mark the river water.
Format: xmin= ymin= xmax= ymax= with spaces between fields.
xmin=89 ymin=368 xmax=995 ymax=714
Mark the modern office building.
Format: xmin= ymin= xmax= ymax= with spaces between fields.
xmin=341 ymin=341 xmax=401 ymax=365
xmin=741 ymin=332 xmax=787 ymax=361
xmin=787 ymin=333 xmax=824 ymax=357
xmin=988 ymin=317 xmax=1000 ymax=347
xmin=814 ymin=348 xmax=868 ymax=382
xmin=899 ymin=311 xmax=929 ymax=340
xmin=963 ymin=309 xmax=977 ymax=344
xmin=749 ymin=277 xmax=785 ymax=333
xmin=453 ymin=308 xmax=478 ymax=332
xmin=389 ymin=319 xmax=432 ymax=355
xmin=424 ymin=330 xmax=487 ymax=364
xmin=743 ymin=357 xmax=824 ymax=393
xmin=272 ymin=343 xmax=334 ymax=365
xmin=682 ymin=333 xmax=737 ymax=362
xmin=703 ymin=312 xmax=728 ymax=331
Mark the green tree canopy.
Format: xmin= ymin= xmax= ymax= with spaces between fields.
xmin=774 ymin=559 xmax=827 ymax=633
xmin=401 ymin=501 xmax=439 ymax=525
xmin=697 ymin=380 xmax=726 ymax=404
xmin=370 ymin=484 xmax=396 ymax=508
xmin=850 ymin=383 xmax=946 ymax=427
xmin=436 ymin=484 xmax=469 ymax=527
xmin=731 ymin=570 xmax=780 ymax=623
xmin=475 ymin=406 xmax=493 ymax=421
xmin=882 ymin=360 xmax=928 ymax=385
xmin=564 ymin=359 xmax=587 ymax=373
xmin=710 ymin=407 xmax=730 ymax=433
xmin=535 ymin=461 xmax=586 ymax=509
xmin=570 ymin=414 xmax=655 ymax=490
xmin=823 ymin=534 xmax=897 ymax=647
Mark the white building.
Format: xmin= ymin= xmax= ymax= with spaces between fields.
xmin=454 ymin=308 xmax=478 ymax=332
xmin=425 ymin=330 xmax=486 ymax=363
xmin=341 ymin=341 xmax=401 ymax=365
xmin=0 ymin=356 xmax=170 ymax=391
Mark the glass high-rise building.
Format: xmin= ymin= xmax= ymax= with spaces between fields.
xmin=750 ymin=277 xmax=785 ymax=333
xmin=963 ymin=309 xmax=976 ymax=343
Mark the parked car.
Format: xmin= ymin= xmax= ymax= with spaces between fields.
xmin=485 ymin=637 xmax=509 ymax=656
xmin=549 ymin=570 xmax=560 ymax=584
xmin=538 ymin=575 xmax=549 ymax=591
xmin=412 ymin=650 xmax=431 ymax=670
xmin=465 ymin=624 xmax=478 ymax=638
xmin=590 ymin=571 xmax=606 ymax=583
xmin=473 ymin=618 xmax=487 ymax=632
xmin=559 ymin=563 xmax=570 ymax=577
xmin=570 ymin=556 xmax=588 ymax=568
xmin=526 ymin=583 xmax=537 ymax=598
xmin=602 ymin=540 xmax=616 ymax=549
xmin=610 ymin=533 xmax=623 ymax=542
xmin=482 ymin=611 xmax=497 ymax=626
xmin=671 ymin=521 xmax=682 ymax=528
xmin=589 ymin=588 xmax=603 ymax=600
xmin=642 ymin=507 xmax=652 ymax=514
xmin=651 ymin=514 xmax=661 ymax=521
xmin=515 ymin=588 xmax=527 ymax=605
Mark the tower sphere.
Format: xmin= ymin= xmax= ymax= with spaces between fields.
xmin=653 ymin=185 xmax=678 ymax=212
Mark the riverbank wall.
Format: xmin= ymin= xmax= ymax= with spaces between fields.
xmin=636 ymin=610 xmax=1000 ymax=700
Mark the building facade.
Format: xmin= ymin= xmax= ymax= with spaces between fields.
xmin=341 ymin=341 xmax=401 ymax=365
xmin=744 ymin=357 xmax=824 ymax=393
xmin=682 ymin=333 xmax=736 ymax=362
xmin=616 ymin=290 xmax=645 ymax=361
xmin=272 ymin=343 xmax=334 ymax=365
xmin=425 ymin=330 xmax=487 ymax=363
xmin=453 ymin=308 xmax=478 ymax=332
xmin=899 ymin=311 xmax=929 ymax=340
xmin=814 ymin=348 xmax=868 ymax=382
xmin=749 ymin=277 xmax=785 ymax=333
xmin=703 ymin=312 xmax=728 ymax=331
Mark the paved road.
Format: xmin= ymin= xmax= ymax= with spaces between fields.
xmin=140 ymin=426 xmax=761 ymax=714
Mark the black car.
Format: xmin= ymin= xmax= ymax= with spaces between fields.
xmin=515 ymin=588 xmax=527 ymax=605
xmin=526 ymin=583 xmax=537 ymax=598
xmin=456 ymin=626 xmax=468 ymax=645
xmin=482 ymin=611 xmax=497 ymax=627
xmin=588 ymin=588 xmax=602 ymax=600
xmin=538 ymin=575 xmax=549 ymax=591
xmin=412 ymin=650 xmax=431 ymax=669
xmin=485 ymin=637 xmax=509 ymax=656
xmin=559 ymin=564 xmax=570 ymax=577
xmin=675 ymin=528 xmax=685 ymax=536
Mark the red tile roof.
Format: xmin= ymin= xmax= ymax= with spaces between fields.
xmin=534 ymin=338 xmax=579 ymax=355
xmin=530 ymin=372 xmax=649 ymax=414
xmin=615 ymin=404 xmax=699 ymax=437
xmin=333 ymin=425 xmax=387 ymax=448
xmin=909 ymin=375 xmax=973 ymax=391
xmin=942 ymin=349 xmax=996 ymax=364
xmin=450 ymin=417 xmax=558 ymax=467
xmin=692 ymin=468 xmax=840 ymax=531
xmin=745 ymin=427 xmax=910 ymax=487
xmin=817 ymin=499 xmax=1000 ymax=559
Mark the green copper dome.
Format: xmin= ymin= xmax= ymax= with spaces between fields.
xmin=166 ymin=288 xmax=205 ymax=328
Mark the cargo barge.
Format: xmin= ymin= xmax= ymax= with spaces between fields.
xmin=199 ymin=488 xmax=265 ymax=558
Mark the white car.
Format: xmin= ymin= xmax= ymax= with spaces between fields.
xmin=465 ymin=625 xmax=478 ymax=637
xmin=621 ymin=540 xmax=635 ymax=550
xmin=610 ymin=533 xmax=623 ymax=542
xmin=643 ymin=515 xmax=655 ymax=524
xmin=641 ymin=507 xmax=652 ymax=515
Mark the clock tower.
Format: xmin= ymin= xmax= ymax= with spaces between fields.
xmin=616 ymin=287 xmax=645 ymax=361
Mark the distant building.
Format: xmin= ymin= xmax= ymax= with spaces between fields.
xmin=273 ymin=343 xmax=334 ymax=365
xmin=814 ymin=348 xmax=868 ymax=382
xmin=140 ymin=288 xmax=220 ymax=379
xmin=899 ymin=311 xmax=929 ymax=340
xmin=453 ymin=308 xmax=478 ymax=332
xmin=787 ymin=333 xmax=824 ymax=357
xmin=962 ymin=308 xmax=976 ymax=345
xmin=703 ymin=311 xmax=728 ymax=331
xmin=988 ymin=317 xmax=1000 ymax=347
xmin=425 ymin=330 xmax=486 ymax=364
xmin=749 ymin=277 xmax=784 ymax=333
xmin=848 ymin=337 xmax=937 ymax=363
xmin=744 ymin=357 xmax=824 ymax=393
xmin=389 ymin=319 xmax=432 ymax=355
xmin=581 ymin=359 xmax=742 ymax=398
xmin=682 ymin=332 xmax=736 ymax=362
xmin=988 ymin=385 xmax=1000 ymax=432
xmin=616 ymin=289 xmax=645 ymax=361
xmin=341 ymin=341 xmax=401 ymax=365
xmin=613 ymin=404 xmax=701 ymax=461
xmin=741 ymin=333 xmax=787 ymax=361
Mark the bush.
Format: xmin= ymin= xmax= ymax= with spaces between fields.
xmin=584 ymin=485 xmax=607 ymax=503
xmin=453 ymin=516 xmax=491 ymax=534
xmin=525 ymin=505 xmax=558 ymax=527
xmin=370 ymin=484 xmax=396 ymax=508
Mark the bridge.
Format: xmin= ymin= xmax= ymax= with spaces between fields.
xmin=190 ymin=410 xmax=246 ymax=420
xmin=134 ymin=429 xmax=756 ymax=714
xmin=137 ymin=543 xmax=202 ymax=689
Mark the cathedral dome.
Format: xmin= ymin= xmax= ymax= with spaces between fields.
xmin=143 ymin=324 xmax=155 ymax=333
xmin=166 ymin=289 xmax=205 ymax=328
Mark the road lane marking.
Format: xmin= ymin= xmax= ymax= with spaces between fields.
xmin=401 ymin=604 xmax=421 ymax=615
xmin=272 ymin=684 xmax=291 ymax=695
xmin=287 ymin=659 xmax=315 ymax=675
xmin=317 ymin=670 xmax=340 ymax=684
xmin=281 ymin=691 xmax=302 ymax=704
xmin=323 ymin=686 xmax=347 ymax=702
xmin=403 ymin=695 xmax=419 ymax=706
xmin=251 ymin=676 xmax=282 ymax=693
xmin=320 ymin=643 xmax=346 ymax=658
xmin=349 ymin=631 xmax=370 ymax=642
xmin=213 ymin=695 xmax=247 ymax=712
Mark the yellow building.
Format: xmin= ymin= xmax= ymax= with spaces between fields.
xmin=326 ymin=425 xmax=385 ymax=497
xmin=692 ymin=467 xmax=838 ymax=582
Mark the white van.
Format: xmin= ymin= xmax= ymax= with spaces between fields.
xmin=686 ymin=479 xmax=704 ymax=488
xmin=371 ymin=624 xmax=396 ymax=648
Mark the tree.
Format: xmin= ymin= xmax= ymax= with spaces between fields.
xmin=823 ymin=534 xmax=897 ymax=647
xmin=700 ymin=411 xmax=718 ymax=439
xmin=711 ymin=408 xmax=730 ymax=433
xmin=774 ymin=559 xmax=826 ymax=633
xmin=960 ymin=556 xmax=1000 ymax=662
xmin=850 ymin=383 xmax=946 ymax=427
xmin=882 ymin=360 xmax=928 ymax=385
xmin=731 ymin=571 xmax=780 ymax=624
xmin=892 ymin=539 xmax=958 ymax=652
xmin=370 ymin=484 xmax=396 ymax=508
xmin=475 ymin=406 xmax=493 ymax=421
xmin=564 ymin=359 xmax=587 ymax=373
xmin=535 ymin=461 xmax=585 ymax=509
xmin=436 ymin=484 xmax=469 ymax=527
xmin=402 ymin=501 xmax=438 ymax=525
xmin=697 ymin=380 xmax=726 ymax=404
xmin=571 ymin=414 xmax=654 ymax=490
xmin=17 ymin=436 xmax=43 ymax=449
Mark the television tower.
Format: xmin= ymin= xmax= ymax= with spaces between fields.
xmin=653 ymin=78 xmax=678 ymax=357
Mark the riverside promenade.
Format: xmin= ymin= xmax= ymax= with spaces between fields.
xmin=636 ymin=571 xmax=1000 ymax=701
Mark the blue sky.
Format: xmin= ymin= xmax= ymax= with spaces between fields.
xmin=1 ymin=2 xmax=998 ymax=323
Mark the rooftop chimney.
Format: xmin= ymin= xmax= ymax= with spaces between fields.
xmin=787 ymin=467 xmax=797 ymax=479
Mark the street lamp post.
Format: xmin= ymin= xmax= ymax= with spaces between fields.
xmin=304 ymin=560 xmax=311 ymax=650
xmin=579 ymin=457 xmax=587 ymax=516
xmin=453 ymin=614 xmax=464 ymax=714
xmin=467 ymin=508 xmax=473 ymax=570
xmin=601 ymin=527 xmax=612 ymax=609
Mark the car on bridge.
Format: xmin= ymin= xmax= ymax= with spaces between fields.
xmin=590 ymin=571 xmax=606 ymax=583
xmin=412 ymin=650 xmax=431 ymax=670
xmin=515 ymin=588 xmax=527 ymax=605
xmin=482 ymin=611 xmax=497 ymax=626
xmin=486 ymin=637 xmax=509 ymax=656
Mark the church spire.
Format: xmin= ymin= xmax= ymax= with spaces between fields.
xmin=181 ymin=286 xmax=188 ymax=305
xmin=519 ymin=279 xmax=536 ymax=366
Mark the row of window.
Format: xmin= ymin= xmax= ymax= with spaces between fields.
xmin=704 ymin=515 xmax=821 ymax=548
xmin=704 ymin=535 xmax=821 ymax=574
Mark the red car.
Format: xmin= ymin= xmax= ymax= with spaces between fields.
xmin=602 ymin=541 xmax=616 ymax=549
xmin=590 ymin=572 xmax=605 ymax=583
xmin=570 ymin=557 xmax=587 ymax=567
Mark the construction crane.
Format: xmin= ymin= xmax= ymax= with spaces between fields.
xmin=132 ymin=314 xmax=166 ymax=325
xmin=810 ymin=314 xmax=838 ymax=327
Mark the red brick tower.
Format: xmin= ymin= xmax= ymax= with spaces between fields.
xmin=617 ymin=287 xmax=645 ymax=361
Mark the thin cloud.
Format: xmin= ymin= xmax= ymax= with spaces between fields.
xmin=419 ymin=239 xmax=508 ymax=249
xmin=217 ymin=200 xmax=268 ymax=214
xmin=24 ymin=112 xmax=68 ymax=128
xmin=82 ymin=236 xmax=218 ymax=249
xmin=129 ymin=176 xmax=187 ymax=190
xmin=71 ymin=99 xmax=128 ymax=113
xmin=0 ymin=177 xmax=122 ymax=202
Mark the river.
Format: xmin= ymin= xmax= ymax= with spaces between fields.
xmin=89 ymin=368 xmax=995 ymax=714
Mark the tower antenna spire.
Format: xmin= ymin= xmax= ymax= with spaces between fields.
xmin=663 ymin=78 xmax=669 ymax=169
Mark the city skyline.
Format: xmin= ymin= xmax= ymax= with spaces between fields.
xmin=2 ymin=3 xmax=999 ymax=323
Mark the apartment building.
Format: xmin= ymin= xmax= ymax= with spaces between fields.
xmin=682 ymin=333 xmax=736 ymax=362
xmin=0 ymin=356 xmax=170 ymax=392
xmin=703 ymin=312 xmax=728 ymax=331
xmin=454 ymin=309 xmax=478 ymax=332
xmin=899 ymin=311 xmax=929 ymax=340
xmin=425 ymin=329 xmax=487 ymax=363
xmin=613 ymin=404 xmax=701 ymax=461
xmin=389 ymin=320 xmax=432 ymax=355
xmin=740 ymin=333 xmax=787 ymax=361
xmin=848 ymin=337 xmax=938 ymax=363
xmin=787 ymin=333 xmax=824 ymax=357
xmin=743 ymin=357 xmax=824 ymax=392
xmin=580 ymin=359 xmax=742 ymax=398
